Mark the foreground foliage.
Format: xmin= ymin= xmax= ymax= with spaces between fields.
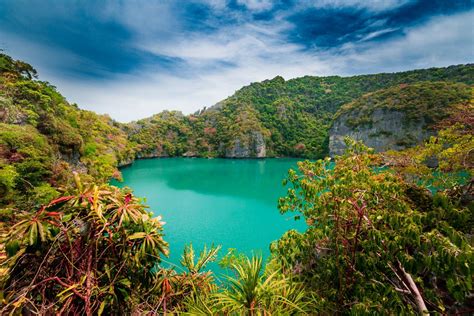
xmin=215 ymin=255 xmax=308 ymax=314
xmin=1 ymin=175 xmax=168 ymax=315
xmin=1 ymin=192 xmax=308 ymax=314
xmin=274 ymin=139 xmax=473 ymax=314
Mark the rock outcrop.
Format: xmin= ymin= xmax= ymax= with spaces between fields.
xmin=329 ymin=82 xmax=472 ymax=156
xmin=225 ymin=131 xmax=266 ymax=158
xmin=135 ymin=145 xmax=169 ymax=159
xmin=329 ymin=109 xmax=432 ymax=156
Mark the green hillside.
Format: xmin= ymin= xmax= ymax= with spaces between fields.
xmin=335 ymin=81 xmax=472 ymax=126
xmin=328 ymin=82 xmax=473 ymax=155
xmin=129 ymin=64 xmax=474 ymax=159
xmin=0 ymin=53 xmax=135 ymax=212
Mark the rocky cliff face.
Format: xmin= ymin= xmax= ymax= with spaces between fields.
xmin=328 ymin=82 xmax=471 ymax=157
xmin=225 ymin=131 xmax=266 ymax=158
xmin=329 ymin=109 xmax=432 ymax=156
xmin=135 ymin=145 xmax=169 ymax=159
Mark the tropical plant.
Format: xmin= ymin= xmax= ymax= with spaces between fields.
xmin=215 ymin=255 xmax=308 ymax=315
xmin=0 ymin=174 xmax=168 ymax=315
xmin=134 ymin=243 xmax=220 ymax=314
xmin=181 ymin=243 xmax=221 ymax=274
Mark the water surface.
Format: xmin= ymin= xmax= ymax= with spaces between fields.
xmin=113 ymin=158 xmax=306 ymax=274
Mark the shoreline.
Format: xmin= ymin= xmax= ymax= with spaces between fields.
xmin=117 ymin=155 xmax=311 ymax=169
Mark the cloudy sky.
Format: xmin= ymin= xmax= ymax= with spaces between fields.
xmin=1 ymin=0 xmax=473 ymax=122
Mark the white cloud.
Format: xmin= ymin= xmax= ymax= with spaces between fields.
xmin=140 ymin=19 xmax=295 ymax=62
xmin=236 ymin=0 xmax=273 ymax=12
xmin=202 ymin=0 xmax=229 ymax=10
xmin=358 ymin=27 xmax=399 ymax=41
xmin=57 ymin=27 xmax=331 ymax=121
xmin=310 ymin=0 xmax=412 ymax=12
xmin=98 ymin=1 xmax=179 ymax=39
xmin=337 ymin=11 xmax=474 ymax=73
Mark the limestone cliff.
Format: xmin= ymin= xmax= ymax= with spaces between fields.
xmin=329 ymin=82 xmax=472 ymax=156
xmin=329 ymin=109 xmax=433 ymax=156
xmin=225 ymin=131 xmax=266 ymax=158
xmin=223 ymin=105 xmax=268 ymax=158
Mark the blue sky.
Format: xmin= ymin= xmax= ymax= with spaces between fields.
xmin=1 ymin=0 xmax=473 ymax=121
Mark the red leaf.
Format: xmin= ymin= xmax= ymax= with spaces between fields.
xmin=124 ymin=193 xmax=132 ymax=204
xmin=45 ymin=212 xmax=62 ymax=217
xmin=48 ymin=196 xmax=74 ymax=207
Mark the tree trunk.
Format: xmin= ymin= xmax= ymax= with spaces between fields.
xmin=397 ymin=261 xmax=429 ymax=315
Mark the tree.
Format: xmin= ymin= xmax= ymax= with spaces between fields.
xmin=384 ymin=102 xmax=473 ymax=192
xmin=273 ymin=139 xmax=473 ymax=314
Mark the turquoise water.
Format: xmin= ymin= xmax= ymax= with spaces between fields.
xmin=112 ymin=158 xmax=306 ymax=275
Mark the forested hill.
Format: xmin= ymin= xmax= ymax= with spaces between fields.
xmin=128 ymin=64 xmax=474 ymax=159
xmin=0 ymin=53 xmax=135 ymax=213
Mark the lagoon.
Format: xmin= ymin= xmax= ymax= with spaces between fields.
xmin=112 ymin=158 xmax=306 ymax=274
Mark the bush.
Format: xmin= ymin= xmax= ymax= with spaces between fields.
xmin=1 ymin=179 xmax=168 ymax=315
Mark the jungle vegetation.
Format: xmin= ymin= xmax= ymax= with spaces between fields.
xmin=0 ymin=53 xmax=473 ymax=314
